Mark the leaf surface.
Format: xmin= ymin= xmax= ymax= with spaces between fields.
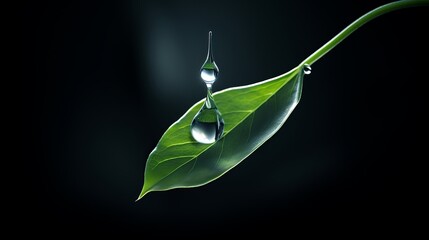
xmin=138 ymin=66 xmax=306 ymax=199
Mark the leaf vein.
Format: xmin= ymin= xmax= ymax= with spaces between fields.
xmin=247 ymin=112 xmax=255 ymax=143
xmin=152 ymin=155 xmax=196 ymax=169
xmin=216 ymin=139 xmax=225 ymax=166
xmin=188 ymin=157 xmax=198 ymax=174
xmin=159 ymin=141 xmax=195 ymax=152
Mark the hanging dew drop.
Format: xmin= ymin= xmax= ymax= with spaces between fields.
xmin=200 ymin=31 xmax=219 ymax=85
xmin=303 ymin=64 xmax=312 ymax=75
xmin=191 ymin=31 xmax=225 ymax=144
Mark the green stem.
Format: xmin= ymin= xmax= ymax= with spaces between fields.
xmin=301 ymin=0 xmax=429 ymax=66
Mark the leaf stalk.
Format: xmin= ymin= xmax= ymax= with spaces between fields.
xmin=301 ymin=0 xmax=428 ymax=67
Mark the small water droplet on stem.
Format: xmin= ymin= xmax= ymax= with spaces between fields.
xmin=303 ymin=64 xmax=312 ymax=75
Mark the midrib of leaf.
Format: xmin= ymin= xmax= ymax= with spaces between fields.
xmin=141 ymin=68 xmax=300 ymax=196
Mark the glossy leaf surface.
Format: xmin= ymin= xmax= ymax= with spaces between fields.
xmin=139 ymin=66 xmax=305 ymax=199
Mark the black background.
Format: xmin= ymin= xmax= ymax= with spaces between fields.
xmin=21 ymin=0 xmax=427 ymax=235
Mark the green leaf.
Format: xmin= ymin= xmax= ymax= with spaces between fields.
xmin=138 ymin=66 xmax=305 ymax=199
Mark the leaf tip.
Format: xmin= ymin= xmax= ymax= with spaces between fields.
xmin=136 ymin=186 xmax=150 ymax=202
xmin=135 ymin=193 xmax=145 ymax=202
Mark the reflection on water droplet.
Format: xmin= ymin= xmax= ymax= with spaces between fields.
xmin=191 ymin=31 xmax=224 ymax=144
xmin=200 ymin=68 xmax=218 ymax=82
xmin=303 ymin=64 xmax=312 ymax=75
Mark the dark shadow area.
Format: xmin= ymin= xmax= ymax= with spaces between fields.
xmin=20 ymin=0 xmax=427 ymax=235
